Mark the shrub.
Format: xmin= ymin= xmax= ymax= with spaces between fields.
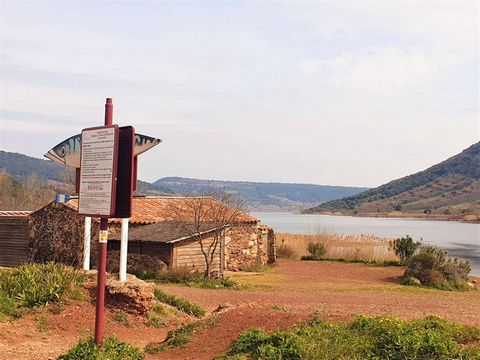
xmin=217 ymin=316 xmax=480 ymax=360
xmin=306 ymin=242 xmax=326 ymax=260
xmin=58 ymin=336 xmax=144 ymax=360
xmin=152 ymin=268 xmax=240 ymax=289
xmin=404 ymin=246 xmax=471 ymax=290
xmin=145 ymin=303 xmax=168 ymax=328
xmin=154 ymin=289 xmax=206 ymax=317
xmin=390 ymin=235 xmax=421 ymax=263
xmin=0 ymin=263 xmax=84 ymax=317
xmin=145 ymin=317 xmax=217 ymax=354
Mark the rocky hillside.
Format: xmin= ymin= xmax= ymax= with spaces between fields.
xmin=154 ymin=177 xmax=368 ymax=211
xmin=304 ymin=142 xmax=480 ymax=221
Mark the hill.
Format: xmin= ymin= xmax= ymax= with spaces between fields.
xmin=0 ymin=150 xmax=171 ymax=197
xmin=303 ymin=142 xmax=480 ymax=221
xmin=0 ymin=150 xmax=70 ymax=183
xmin=153 ymin=177 xmax=368 ymax=211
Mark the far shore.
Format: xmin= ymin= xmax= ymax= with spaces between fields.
xmin=293 ymin=210 xmax=480 ymax=224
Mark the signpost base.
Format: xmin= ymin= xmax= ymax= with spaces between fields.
xmin=94 ymin=218 xmax=108 ymax=345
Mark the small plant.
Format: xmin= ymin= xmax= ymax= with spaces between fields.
xmin=58 ymin=336 xmax=144 ymax=360
xmin=390 ymin=235 xmax=421 ymax=263
xmin=146 ymin=303 xmax=168 ymax=328
xmin=306 ymin=242 xmax=326 ymax=260
xmin=112 ymin=311 xmax=131 ymax=327
xmin=154 ymin=289 xmax=206 ymax=317
xmin=403 ymin=245 xmax=471 ymax=291
xmin=145 ymin=317 xmax=218 ymax=354
xmin=37 ymin=316 xmax=48 ymax=333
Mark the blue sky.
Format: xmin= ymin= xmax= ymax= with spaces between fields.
xmin=1 ymin=1 xmax=478 ymax=187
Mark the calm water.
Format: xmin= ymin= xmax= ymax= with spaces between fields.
xmin=251 ymin=212 xmax=480 ymax=275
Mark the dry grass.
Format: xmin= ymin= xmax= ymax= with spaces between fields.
xmin=276 ymin=232 xmax=399 ymax=262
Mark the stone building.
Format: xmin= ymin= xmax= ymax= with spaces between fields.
xmin=28 ymin=196 xmax=275 ymax=272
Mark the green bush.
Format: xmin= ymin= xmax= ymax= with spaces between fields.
xmin=154 ymin=289 xmax=206 ymax=317
xmin=404 ymin=246 xmax=471 ymax=291
xmin=0 ymin=263 xmax=84 ymax=317
xmin=217 ymin=315 xmax=480 ymax=360
xmin=306 ymin=242 xmax=326 ymax=260
xmin=58 ymin=336 xmax=144 ymax=360
xmin=390 ymin=235 xmax=421 ymax=263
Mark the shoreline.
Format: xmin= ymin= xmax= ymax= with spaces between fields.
xmin=296 ymin=211 xmax=480 ymax=224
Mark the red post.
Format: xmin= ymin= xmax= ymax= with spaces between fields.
xmin=94 ymin=98 xmax=113 ymax=345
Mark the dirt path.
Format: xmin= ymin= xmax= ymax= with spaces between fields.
xmin=0 ymin=260 xmax=478 ymax=360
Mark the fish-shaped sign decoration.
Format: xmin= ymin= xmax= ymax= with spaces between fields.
xmin=44 ymin=133 xmax=162 ymax=168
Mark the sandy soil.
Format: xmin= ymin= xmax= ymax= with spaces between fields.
xmin=0 ymin=259 xmax=479 ymax=360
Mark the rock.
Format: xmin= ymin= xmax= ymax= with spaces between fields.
xmin=471 ymin=279 xmax=478 ymax=284
xmin=213 ymin=303 xmax=233 ymax=313
xmin=467 ymin=282 xmax=475 ymax=289
xmin=105 ymin=274 xmax=155 ymax=314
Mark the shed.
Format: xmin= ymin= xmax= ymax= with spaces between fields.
xmin=29 ymin=196 xmax=276 ymax=271
xmin=0 ymin=211 xmax=31 ymax=267
xmin=109 ymin=221 xmax=224 ymax=271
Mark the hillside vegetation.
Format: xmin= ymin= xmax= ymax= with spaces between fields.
xmin=0 ymin=151 xmax=172 ymax=207
xmin=304 ymin=142 xmax=480 ymax=221
xmin=154 ymin=177 xmax=368 ymax=211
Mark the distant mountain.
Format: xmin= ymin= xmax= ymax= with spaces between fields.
xmin=153 ymin=177 xmax=368 ymax=211
xmin=0 ymin=150 xmax=171 ymax=196
xmin=304 ymin=142 xmax=480 ymax=221
xmin=0 ymin=150 xmax=69 ymax=183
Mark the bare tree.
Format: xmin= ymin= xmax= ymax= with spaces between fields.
xmin=167 ymin=188 xmax=247 ymax=278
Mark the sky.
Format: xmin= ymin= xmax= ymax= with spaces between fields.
xmin=0 ymin=1 xmax=478 ymax=187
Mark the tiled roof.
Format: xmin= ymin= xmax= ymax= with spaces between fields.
xmin=110 ymin=221 xmax=223 ymax=243
xmin=0 ymin=211 xmax=31 ymax=217
xmin=64 ymin=196 xmax=258 ymax=225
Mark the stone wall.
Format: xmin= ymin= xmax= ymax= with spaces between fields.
xmin=225 ymin=224 xmax=275 ymax=271
xmin=29 ymin=202 xmax=85 ymax=266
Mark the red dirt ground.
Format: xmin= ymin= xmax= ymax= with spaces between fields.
xmin=0 ymin=259 xmax=479 ymax=359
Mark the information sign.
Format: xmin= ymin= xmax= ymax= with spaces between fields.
xmin=78 ymin=125 xmax=119 ymax=216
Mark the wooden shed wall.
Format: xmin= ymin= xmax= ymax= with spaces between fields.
xmin=0 ymin=217 xmax=30 ymax=267
xmin=174 ymin=235 xmax=220 ymax=271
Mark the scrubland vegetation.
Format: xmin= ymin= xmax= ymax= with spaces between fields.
xmin=0 ymin=171 xmax=58 ymax=211
xmin=303 ymin=142 xmax=480 ymax=221
xmin=136 ymin=266 xmax=241 ymax=289
xmin=58 ymin=336 xmax=144 ymax=360
xmin=154 ymin=289 xmax=206 ymax=317
xmin=217 ymin=315 xmax=480 ymax=360
xmin=276 ymin=232 xmax=398 ymax=263
xmin=0 ymin=262 xmax=84 ymax=319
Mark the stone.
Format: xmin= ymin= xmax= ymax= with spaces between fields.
xmin=105 ymin=274 xmax=155 ymax=314
xmin=467 ymin=282 xmax=475 ymax=289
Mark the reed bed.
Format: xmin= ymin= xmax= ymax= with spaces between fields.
xmin=276 ymin=232 xmax=399 ymax=262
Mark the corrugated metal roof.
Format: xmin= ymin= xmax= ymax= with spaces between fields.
xmin=64 ymin=196 xmax=258 ymax=225
xmin=0 ymin=211 xmax=31 ymax=217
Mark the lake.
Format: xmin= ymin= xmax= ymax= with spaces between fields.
xmin=251 ymin=212 xmax=480 ymax=276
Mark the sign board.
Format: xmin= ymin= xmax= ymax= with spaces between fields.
xmin=78 ymin=125 xmax=119 ymax=217
xmin=113 ymin=126 xmax=135 ymax=218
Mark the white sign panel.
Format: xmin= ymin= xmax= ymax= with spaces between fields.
xmin=78 ymin=126 xmax=118 ymax=216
